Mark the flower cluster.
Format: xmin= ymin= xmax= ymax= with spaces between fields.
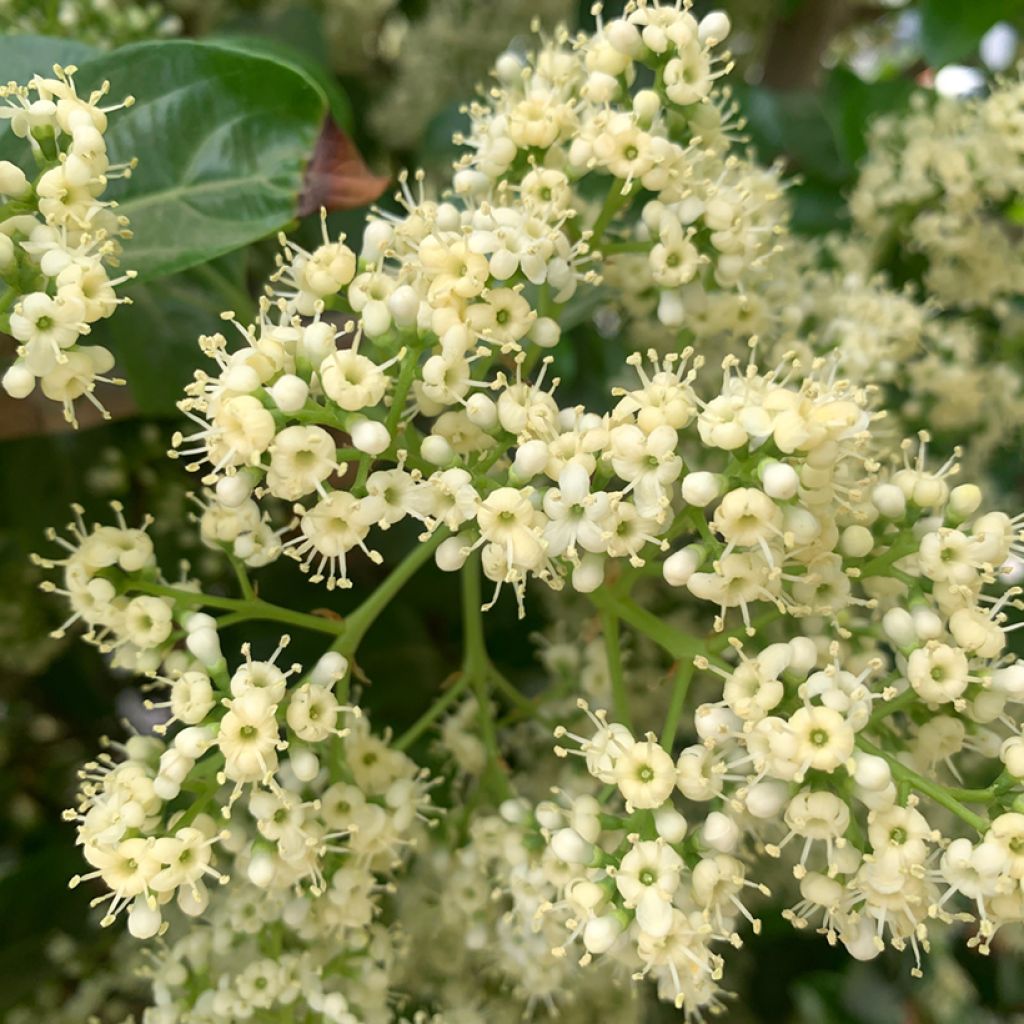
xmin=0 ymin=0 xmax=179 ymax=47
xmin=27 ymin=7 xmax=1024 ymax=1023
xmin=167 ymin=5 xmax=800 ymax=614
xmin=66 ymin=634 xmax=434 ymax=948
xmin=851 ymin=82 xmax=1024 ymax=312
xmin=0 ymin=67 xmax=135 ymax=424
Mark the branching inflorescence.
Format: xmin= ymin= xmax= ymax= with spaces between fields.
xmin=15 ymin=3 xmax=1024 ymax=1021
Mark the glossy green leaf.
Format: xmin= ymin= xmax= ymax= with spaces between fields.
xmin=0 ymin=34 xmax=99 ymax=90
xmin=824 ymin=68 xmax=916 ymax=166
xmin=919 ymin=0 xmax=1022 ymax=67
xmin=70 ymin=40 xmax=324 ymax=281
xmin=210 ymin=34 xmax=353 ymax=132
xmin=734 ymin=85 xmax=850 ymax=185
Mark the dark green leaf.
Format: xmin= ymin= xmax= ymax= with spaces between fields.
xmin=919 ymin=0 xmax=1022 ymax=67
xmin=735 ymin=85 xmax=851 ymax=185
xmin=0 ymin=34 xmax=99 ymax=90
xmin=90 ymin=250 xmax=250 ymax=415
xmin=824 ymin=68 xmax=916 ymax=166
xmin=72 ymin=40 xmax=325 ymax=281
xmin=210 ymin=34 xmax=353 ymax=132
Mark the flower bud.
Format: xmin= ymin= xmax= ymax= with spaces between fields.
xmin=882 ymin=607 xmax=916 ymax=649
xmin=583 ymin=914 xmax=623 ymax=955
xmin=567 ymin=879 xmax=606 ymax=912
xmin=222 ymin=363 xmax=260 ymax=394
xmin=0 ymin=160 xmax=29 ymax=197
xmin=760 ymin=460 xmax=799 ymax=500
xmin=571 ymin=554 xmax=605 ymax=593
xmin=309 ymin=651 xmax=349 ymax=687
xmin=269 ymin=373 xmax=309 ymax=413
xmin=300 ymin=321 xmax=336 ymax=363
xmin=698 ymin=11 xmax=731 ymax=44
xmin=911 ymin=605 xmax=943 ymax=641
xmin=787 ymin=636 xmax=818 ymax=675
xmin=2 ymin=362 xmax=35 ymax=399
xmin=453 ymin=169 xmax=491 ymax=196
xmin=745 ymin=780 xmax=789 ymax=819
xmin=643 ymin=809 xmax=685 ymax=848
xmin=436 ymin=534 xmax=471 ymax=573
xmin=387 ymin=284 xmax=420 ymax=327
xmin=350 ymin=417 xmax=391 ymax=456
xmin=656 ymin=289 xmax=685 ymax=327
xmin=361 ymin=299 xmax=391 ymax=338
xmin=853 ymin=752 xmax=891 ymax=792
xmin=184 ymin=612 xmax=217 ymax=634
xmin=681 ymin=471 xmax=721 ymax=507
xmin=499 ymin=798 xmax=530 ymax=825
xmin=186 ymin=627 xmax=222 ymax=668
xmin=606 ymin=18 xmax=644 ymax=56
xmin=247 ymin=850 xmax=276 ymax=888
xmin=513 ymin=439 xmax=549 ymax=480
xmin=535 ymin=801 xmax=564 ymax=831
xmin=530 ymin=316 xmax=561 ymax=349
xmin=175 ymin=725 xmax=215 ymax=759
xmin=290 ymin=747 xmax=320 ymax=782
xmin=465 ymin=393 xmax=498 ymax=429
xmin=702 ymin=811 xmax=740 ymax=852
xmin=663 ymin=544 xmax=703 ymax=587
xmin=872 ymin=483 xmax=906 ymax=519
xmin=127 ymin=896 xmax=162 ymax=940
xmin=993 ymin=664 xmax=1024 ymax=698
xmin=632 ymin=89 xmax=661 ymax=125
xmin=494 ymin=52 xmax=524 ymax=84
xmin=214 ymin=472 xmax=252 ymax=508
xmin=840 ymin=524 xmax=874 ymax=558
xmin=421 ymin=435 xmax=454 ymax=465
xmin=550 ymin=827 xmax=593 ymax=865
xmin=949 ymin=484 xmax=982 ymax=520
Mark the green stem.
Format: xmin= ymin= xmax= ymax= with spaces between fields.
xmin=393 ymin=672 xmax=472 ymax=751
xmin=859 ymin=533 xmax=918 ymax=578
xmin=869 ymin=686 xmax=918 ymax=724
xmin=599 ymin=607 xmax=633 ymax=730
xmin=598 ymin=240 xmax=654 ymax=255
xmin=660 ymin=660 xmax=695 ymax=748
xmin=126 ymin=579 xmax=343 ymax=636
xmin=589 ymin=178 xmax=634 ymax=250
xmin=588 ymin=588 xmax=705 ymax=661
xmin=336 ymin=528 xmax=448 ymax=656
xmin=228 ymin=556 xmax=255 ymax=602
xmin=462 ymin=553 xmax=510 ymax=798
xmin=385 ymin=340 xmax=420 ymax=438
xmin=856 ymin=737 xmax=989 ymax=833
xmin=488 ymin=666 xmax=541 ymax=717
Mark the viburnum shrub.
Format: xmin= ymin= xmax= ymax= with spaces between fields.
xmin=6 ymin=3 xmax=1024 ymax=1021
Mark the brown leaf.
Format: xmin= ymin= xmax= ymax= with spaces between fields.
xmin=311 ymin=608 xmax=345 ymax=621
xmin=297 ymin=119 xmax=390 ymax=217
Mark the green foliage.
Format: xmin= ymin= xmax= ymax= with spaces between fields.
xmin=736 ymin=67 xmax=920 ymax=234
xmin=1 ymin=40 xmax=327 ymax=283
xmin=72 ymin=41 xmax=324 ymax=281
xmin=0 ymin=34 xmax=99 ymax=83
xmin=91 ymin=251 xmax=251 ymax=414
xmin=919 ymin=0 xmax=1024 ymax=67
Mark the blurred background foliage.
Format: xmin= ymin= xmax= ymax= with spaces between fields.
xmin=2 ymin=0 xmax=1024 ymax=1020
